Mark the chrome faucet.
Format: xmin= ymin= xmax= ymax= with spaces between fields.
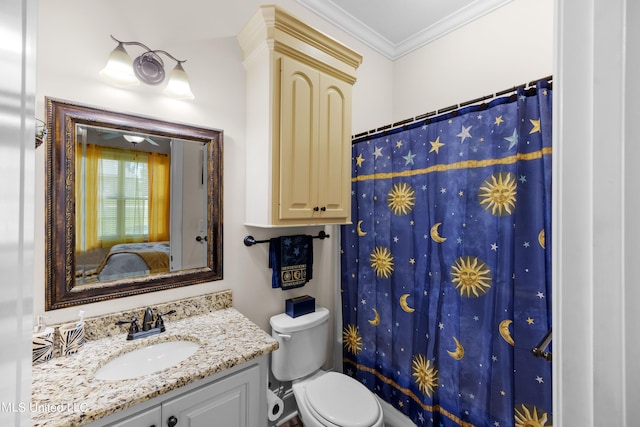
xmin=116 ymin=308 xmax=176 ymax=340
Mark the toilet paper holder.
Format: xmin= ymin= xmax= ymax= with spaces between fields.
xmin=266 ymin=388 xmax=284 ymax=422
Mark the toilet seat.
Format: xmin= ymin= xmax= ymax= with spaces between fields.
xmin=303 ymin=372 xmax=380 ymax=427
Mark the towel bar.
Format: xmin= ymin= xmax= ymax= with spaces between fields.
xmin=243 ymin=230 xmax=330 ymax=247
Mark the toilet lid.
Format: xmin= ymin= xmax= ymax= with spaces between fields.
xmin=305 ymin=372 xmax=380 ymax=427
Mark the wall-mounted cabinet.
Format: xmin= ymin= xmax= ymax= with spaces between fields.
xmin=238 ymin=5 xmax=362 ymax=227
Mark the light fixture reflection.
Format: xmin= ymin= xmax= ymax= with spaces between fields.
xmin=100 ymin=35 xmax=194 ymax=100
xmin=123 ymin=135 xmax=145 ymax=144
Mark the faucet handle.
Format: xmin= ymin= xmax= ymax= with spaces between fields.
xmin=116 ymin=317 xmax=139 ymax=336
xmin=154 ymin=310 xmax=176 ymax=331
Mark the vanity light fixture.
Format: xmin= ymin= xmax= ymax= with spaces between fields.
xmin=100 ymin=35 xmax=195 ymax=100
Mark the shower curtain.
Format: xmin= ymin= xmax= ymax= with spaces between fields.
xmin=341 ymin=81 xmax=552 ymax=427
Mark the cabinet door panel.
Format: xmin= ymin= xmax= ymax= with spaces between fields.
xmin=318 ymin=75 xmax=351 ymax=219
xmin=279 ymin=56 xmax=320 ymax=219
xmin=104 ymin=405 xmax=161 ymax=427
xmin=162 ymin=365 xmax=260 ymax=427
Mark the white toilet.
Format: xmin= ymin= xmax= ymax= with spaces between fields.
xmin=270 ymin=306 xmax=384 ymax=427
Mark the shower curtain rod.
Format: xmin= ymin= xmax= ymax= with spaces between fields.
xmin=352 ymin=75 xmax=552 ymax=144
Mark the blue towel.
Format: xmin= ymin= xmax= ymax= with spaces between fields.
xmin=268 ymin=235 xmax=313 ymax=290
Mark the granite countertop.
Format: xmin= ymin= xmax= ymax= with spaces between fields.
xmin=31 ymin=307 xmax=278 ymax=427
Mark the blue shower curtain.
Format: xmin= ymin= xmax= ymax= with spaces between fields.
xmin=341 ymin=81 xmax=552 ymax=427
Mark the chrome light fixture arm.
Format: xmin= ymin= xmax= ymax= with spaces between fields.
xmin=101 ymin=35 xmax=194 ymax=99
xmin=110 ymin=35 xmax=188 ymax=65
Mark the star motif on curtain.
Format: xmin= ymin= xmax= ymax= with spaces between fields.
xmin=356 ymin=153 xmax=365 ymax=166
xmin=457 ymin=125 xmax=473 ymax=143
xmin=403 ymin=150 xmax=416 ymax=165
xmin=529 ymin=118 xmax=541 ymax=134
xmin=429 ymin=136 xmax=445 ymax=153
xmin=504 ymin=128 xmax=519 ymax=149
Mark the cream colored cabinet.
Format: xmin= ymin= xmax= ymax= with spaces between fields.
xmin=279 ymin=55 xmax=352 ymax=221
xmin=239 ymin=5 xmax=362 ymax=227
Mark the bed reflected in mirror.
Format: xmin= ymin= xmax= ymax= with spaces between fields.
xmin=46 ymin=98 xmax=223 ymax=310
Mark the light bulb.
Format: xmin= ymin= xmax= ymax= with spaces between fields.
xmin=163 ymin=63 xmax=195 ymax=100
xmin=99 ymin=43 xmax=140 ymax=87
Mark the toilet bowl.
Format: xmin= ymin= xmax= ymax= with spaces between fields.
xmin=270 ymin=306 xmax=384 ymax=427
xmin=292 ymin=371 xmax=383 ymax=427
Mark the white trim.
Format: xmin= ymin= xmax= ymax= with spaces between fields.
xmin=554 ymin=0 xmax=640 ymax=425
xmin=296 ymin=0 xmax=514 ymax=60
xmin=554 ymin=0 xmax=596 ymax=424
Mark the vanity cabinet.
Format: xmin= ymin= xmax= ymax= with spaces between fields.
xmin=98 ymin=360 xmax=263 ymax=427
xmin=238 ymin=5 xmax=362 ymax=227
xmin=162 ymin=363 xmax=260 ymax=427
xmin=103 ymin=406 xmax=161 ymax=427
xmin=107 ymin=405 xmax=162 ymax=427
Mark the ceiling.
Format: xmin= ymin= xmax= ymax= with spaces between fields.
xmin=295 ymin=0 xmax=514 ymax=59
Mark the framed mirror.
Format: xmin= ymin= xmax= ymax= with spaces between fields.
xmin=45 ymin=97 xmax=223 ymax=310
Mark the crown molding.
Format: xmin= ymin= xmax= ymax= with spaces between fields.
xmin=296 ymin=0 xmax=514 ymax=60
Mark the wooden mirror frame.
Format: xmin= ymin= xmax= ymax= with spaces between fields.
xmin=45 ymin=97 xmax=223 ymax=310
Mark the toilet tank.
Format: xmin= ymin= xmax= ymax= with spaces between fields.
xmin=270 ymin=306 xmax=329 ymax=381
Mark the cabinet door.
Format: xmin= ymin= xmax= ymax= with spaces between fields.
xmin=162 ymin=364 xmax=260 ymax=427
xmin=278 ymin=56 xmax=320 ymax=220
xmin=317 ymin=74 xmax=352 ymax=220
xmin=104 ymin=405 xmax=161 ymax=427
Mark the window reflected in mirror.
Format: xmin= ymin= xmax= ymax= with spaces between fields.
xmin=45 ymin=98 xmax=223 ymax=310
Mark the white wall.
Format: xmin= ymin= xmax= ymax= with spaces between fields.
xmin=0 ymin=0 xmax=36 ymax=425
xmin=390 ymin=0 xmax=554 ymax=125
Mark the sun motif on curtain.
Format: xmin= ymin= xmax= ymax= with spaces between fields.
xmin=514 ymin=404 xmax=551 ymax=427
xmin=479 ymin=172 xmax=518 ymax=216
xmin=341 ymin=82 xmax=553 ymax=427
xmin=450 ymin=256 xmax=492 ymax=298
xmin=387 ymin=182 xmax=416 ymax=215
xmin=343 ymin=324 xmax=363 ymax=355
xmin=370 ymin=246 xmax=394 ymax=278
xmin=412 ymin=355 xmax=439 ymax=397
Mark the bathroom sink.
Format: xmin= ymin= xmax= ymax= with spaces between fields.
xmin=95 ymin=340 xmax=200 ymax=380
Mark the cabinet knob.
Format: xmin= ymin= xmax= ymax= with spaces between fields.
xmin=320 ymin=206 xmax=326 ymax=212
xmin=167 ymin=415 xmax=178 ymax=427
xmin=313 ymin=206 xmax=319 ymax=212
